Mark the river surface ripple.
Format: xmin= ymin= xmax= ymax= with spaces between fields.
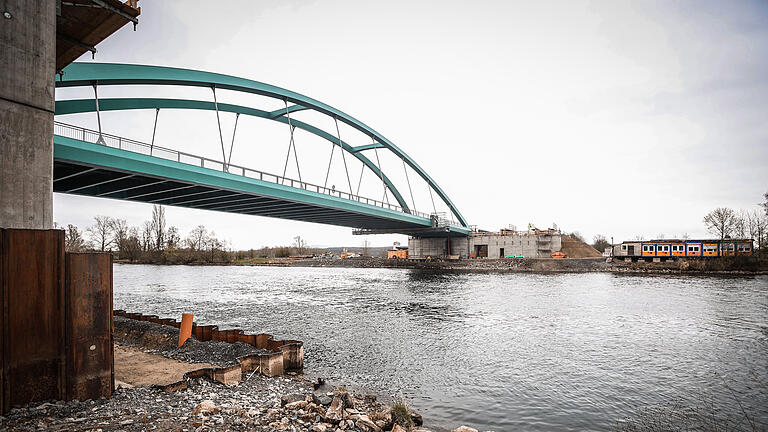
xmin=114 ymin=265 xmax=768 ymax=431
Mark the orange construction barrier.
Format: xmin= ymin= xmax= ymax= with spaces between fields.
xmin=178 ymin=313 xmax=194 ymax=347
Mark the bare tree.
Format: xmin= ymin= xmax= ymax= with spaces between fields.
xmin=751 ymin=210 xmax=767 ymax=252
xmin=166 ymin=226 xmax=181 ymax=249
xmin=205 ymin=233 xmax=224 ymax=261
xmin=592 ymin=234 xmax=610 ymax=252
xmin=65 ymin=224 xmax=87 ymax=252
xmin=150 ymin=205 xmax=166 ymax=251
xmin=293 ymin=235 xmax=307 ymax=254
xmin=763 ymin=190 xmax=768 ymax=216
xmin=122 ymin=227 xmax=143 ymax=262
xmin=186 ymin=225 xmax=208 ymax=251
xmin=703 ymin=207 xmax=736 ymax=240
xmin=110 ymin=218 xmax=130 ymax=257
xmin=733 ymin=209 xmax=749 ymax=238
xmin=87 ymin=215 xmax=114 ymax=251
xmin=140 ymin=220 xmax=153 ymax=251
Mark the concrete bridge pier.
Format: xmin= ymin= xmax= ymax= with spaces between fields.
xmin=0 ymin=0 xmax=56 ymax=229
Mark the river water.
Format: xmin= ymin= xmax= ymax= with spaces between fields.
xmin=114 ymin=265 xmax=768 ymax=431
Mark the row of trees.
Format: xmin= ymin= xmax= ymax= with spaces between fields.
xmin=61 ymin=205 xmax=232 ymax=264
xmin=60 ymin=206 xmax=331 ymax=263
xmin=701 ymin=191 xmax=768 ymax=251
xmin=703 ymin=207 xmax=767 ymax=242
xmin=589 ymin=191 xmax=768 ymax=253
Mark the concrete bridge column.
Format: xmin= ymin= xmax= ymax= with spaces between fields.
xmin=0 ymin=1 xmax=56 ymax=229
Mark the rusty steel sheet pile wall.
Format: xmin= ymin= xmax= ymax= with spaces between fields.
xmin=0 ymin=229 xmax=66 ymax=412
xmin=1 ymin=229 xmax=114 ymax=414
xmin=113 ymin=310 xmax=303 ymax=386
xmin=64 ymin=253 xmax=114 ymax=401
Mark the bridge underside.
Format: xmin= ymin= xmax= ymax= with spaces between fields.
xmin=53 ymin=135 xmax=470 ymax=235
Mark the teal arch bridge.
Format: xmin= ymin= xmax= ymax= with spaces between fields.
xmin=54 ymin=63 xmax=469 ymax=236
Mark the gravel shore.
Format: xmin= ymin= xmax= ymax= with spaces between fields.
xmin=1 ymin=317 xmax=452 ymax=432
xmin=0 ymin=372 xmax=314 ymax=431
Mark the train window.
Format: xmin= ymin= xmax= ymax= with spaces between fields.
xmin=687 ymin=245 xmax=700 ymax=252
xmin=738 ymin=244 xmax=752 ymax=252
xmin=704 ymin=245 xmax=717 ymax=253
xmin=621 ymin=245 xmax=627 ymax=251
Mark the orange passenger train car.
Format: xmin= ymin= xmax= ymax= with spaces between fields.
xmin=613 ymin=238 xmax=754 ymax=261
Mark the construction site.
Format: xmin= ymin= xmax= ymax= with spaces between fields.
xmin=407 ymin=226 xmax=603 ymax=260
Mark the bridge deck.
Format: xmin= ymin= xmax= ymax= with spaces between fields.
xmin=52 ymin=124 xmax=470 ymax=235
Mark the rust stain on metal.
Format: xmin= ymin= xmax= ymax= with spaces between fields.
xmin=1 ymin=230 xmax=115 ymax=413
xmin=65 ymin=253 xmax=113 ymax=401
xmin=1 ymin=229 xmax=66 ymax=413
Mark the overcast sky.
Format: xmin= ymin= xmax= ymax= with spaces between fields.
xmin=54 ymin=0 xmax=768 ymax=249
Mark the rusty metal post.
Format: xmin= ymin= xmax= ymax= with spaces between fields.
xmin=178 ymin=313 xmax=193 ymax=347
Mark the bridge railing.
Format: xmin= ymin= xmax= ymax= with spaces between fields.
xmin=53 ymin=122 xmax=457 ymax=224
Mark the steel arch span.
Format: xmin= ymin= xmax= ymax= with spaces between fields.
xmin=54 ymin=62 xmax=469 ymax=234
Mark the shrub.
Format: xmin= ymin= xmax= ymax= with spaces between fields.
xmin=391 ymin=400 xmax=414 ymax=429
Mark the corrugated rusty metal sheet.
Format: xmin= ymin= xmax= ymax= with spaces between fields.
xmin=1 ymin=229 xmax=66 ymax=413
xmin=64 ymin=253 xmax=113 ymax=401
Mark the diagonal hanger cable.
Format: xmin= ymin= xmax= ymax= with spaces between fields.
xmin=402 ymin=159 xmax=416 ymax=212
xmin=373 ymin=143 xmax=390 ymax=205
xmin=211 ymin=85 xmax=228 ymax=172
xmin=227 ymin=112 xmax=240 ymax=167
xmin=356 ymin=163 xmax=365 ymax=197
xmin=335 ymin=117 xmax=353 ymax=195
xmin=323 ymin=135 xmax=335 ymax=190
xmin=150 ymin=108 xmax=159 ymax=155
xmin=92 ymin=83 xmax=105 ymax=145
xmin=281 ymin=99 xmax=302 ymax=183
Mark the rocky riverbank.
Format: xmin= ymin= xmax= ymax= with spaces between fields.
xmin=0 ymin=316 xmax=489 ymax=432
xmin=288 ymin=256 xmax=768 ymax=274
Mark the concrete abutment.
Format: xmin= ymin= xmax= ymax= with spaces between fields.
xmin=0 ymin=0 xmax=56 ymax=229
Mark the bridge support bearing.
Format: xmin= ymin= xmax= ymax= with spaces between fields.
xmin=0 ymin=1 xmax=56 ymax=229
